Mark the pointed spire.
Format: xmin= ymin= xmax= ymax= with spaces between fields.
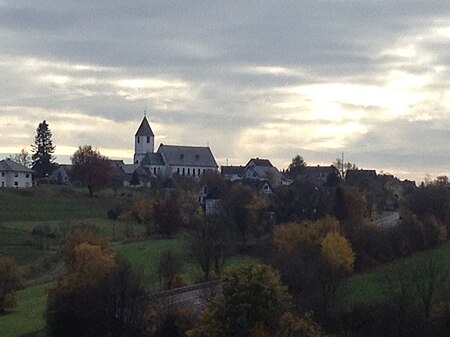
xmin=135 ymin=115 xmax=154 ymax=137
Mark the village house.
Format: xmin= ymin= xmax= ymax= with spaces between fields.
xmin=298 ymin=165 xmax=341 ymax=187
xmin=0 ymin=159 xmax=34 ymax=188
xmin=222 ymin=158 xmax=291 ymax=186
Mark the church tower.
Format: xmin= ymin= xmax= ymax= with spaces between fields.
xmin=134 ymin=116 xmax=155 ymax=164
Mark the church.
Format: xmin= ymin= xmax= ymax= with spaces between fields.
xmin=132 ymin=116 xmax=218 ymax=179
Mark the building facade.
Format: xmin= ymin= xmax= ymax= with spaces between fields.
xmin=0 ymin=159 xmax=34 ymax=188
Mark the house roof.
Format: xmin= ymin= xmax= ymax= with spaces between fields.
xmin=135 ymin=116 xmax=155 ymax=137
xmin=141 ymin=152 xmax=165 ymax=166
xmin=158 ymin=144 xmax=218 ymax=168
xmin=0 ymin=159 xmax=34 ymax=173
xmin=303 ymin=166 xmax=339 ymax=175
xmin=245 ymin=158 xmax=274 ymax=167
xmin=205 ymin=186 xmax=223 ymax=199
xmin=106 ymin=159 xmax=125 ymax=168
xmin=221 ymin=165 xmax=245 ymax=176
xmin=122 ymin=164 xmax=141 ymax=174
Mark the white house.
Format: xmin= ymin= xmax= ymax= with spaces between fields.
xmin=0 ymin=159 xmax=34 ymax=188
xmin=133 ymin=116 xmax=218 ymax=178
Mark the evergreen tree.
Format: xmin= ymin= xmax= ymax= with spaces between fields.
xmin=31 ymin=120 xmax=56 ymax=177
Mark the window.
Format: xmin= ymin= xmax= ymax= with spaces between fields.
xmin=1 ymin=182 xmax=4 ymax=187
xmin=193 ymin=169 xmax=195 ymax=177
xmin=198 ymin=169 xmax=200 ymax=175
xmin=14 ymin=173 xmax=18 ymax=177
xmin=26 ymin=174 xmax=29 ymax=178
xmin=147 ymin=136 xmax=150 ymax=143
xmin=182 ymin=168 xmax=185 ymax=176
xmin=137 ymin=137 xmax=140 ymax=143
xmin=187 ymin=168 xmax=190 ymax=175
xmin=1 ymin=172 xmax=4 ymax=177
xmin=177 ymin=168 xmax=180 ymax=174
xmin=153 ymin=167 xmax=156 ymax=175
xmin=203 ymin=169 xmax=206 ymax=173
xmin=14 ymin=181 xmax=18 ymax=187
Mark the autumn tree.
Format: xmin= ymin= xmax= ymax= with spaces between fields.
xmin=321 ymin=232 xmax=355 ymax=272
xmin=31 ymin=120 xmax=56 ymax=177
xmin=71 ymin=145 xmax=112 ymax=196
xmin=47 ymin=231 xmax=148 ymax=337
xmin=0 ymin=256 xmax=22 ymax=313
xmin=192 ymin=264 xmax=291 ymax=337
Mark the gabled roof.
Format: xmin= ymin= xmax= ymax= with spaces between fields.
xmin=141 ymin=152 xmax=165 ymax=166
xmin=245 ymin=158 xmax=273 ymax=167
xmin=0 ymin=159 xmax=34 ymax=173
xmin=135 ymin=116 xmax=154 ymax=137
xmin=205 ymin=186 xmax=223 ymax=200
xmin=158 ymin=144 xmax=218 ymax=168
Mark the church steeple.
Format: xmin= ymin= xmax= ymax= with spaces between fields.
xmin=134 ymin=115 xmax=155 ymax=164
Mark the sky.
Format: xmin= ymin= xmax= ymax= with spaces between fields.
xmin=0 ymin=1 xmax=449 ymax=182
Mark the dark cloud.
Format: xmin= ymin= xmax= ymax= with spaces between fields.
xmin=0 ymin=0 xmax=449 ymax=180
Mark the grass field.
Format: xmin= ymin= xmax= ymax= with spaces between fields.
xmin=0 ymin=283 xmax=52 ymax=337
xmin=116 ymin=236 xmax=259 ymax=290
xmin=345 ymin=241 xmax=450 ymax=305
xmin=0 ymin=185 xmax=136 ymax=223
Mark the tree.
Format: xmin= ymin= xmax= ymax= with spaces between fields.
xmin=320 ymin=232 xmax=355 ymax=272
xmin=157 ymin=250 xmax=184 ymax=289
xmin=31 ymin=120 xmax=56 ymax=177
xmin=192 ymin=264 xmax=291 ymax=337
xmin=0 ymin=256 xmax=22 ymax=313
xmin=187 ymin=215 xmax=232 ymax=280
xmin=7 ymin=148 xmax=31 ymax=168
xmin=71 ymin=145 xmax=112 ymax=196
xmin=287 ymin=155 xmax=307 ymax=179
xmin=47 ymin=232 xmax=148 ymax=337
xmin=333 ymin=158 xmax=357 ymax=178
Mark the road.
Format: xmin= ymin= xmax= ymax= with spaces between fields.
xmin=373 ymin=211 xmax=400 ymax=229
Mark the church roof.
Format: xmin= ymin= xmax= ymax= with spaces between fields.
xmin=141 ymin=152 xmax=165 ymax=166
xmin=135 ymin=116 xmax=154 ymax=137
xmin=158 ymin=144 xmax=218 ymax=168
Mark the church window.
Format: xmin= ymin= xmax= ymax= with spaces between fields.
xmin=193 ymin=169 xmax=195 ymax=177
xmin=147 ymin=136 xmax=150 ymax=143
xmin=182 ymin=168 xmax=185 ymax=176
xmin=177 ymin=168 xmax=180 ymax=174
xmin=137 ymin=137 xmax=140 ymax=143
xmin=198 ymin=169 xmax=201 ymax=175
xmin=187 ymin=168 xmax=190 ymax=175
xmin=203 ymin=169 xmax=206 ymax=174
xmin=154 ymin=167 xmax=156 ymax=175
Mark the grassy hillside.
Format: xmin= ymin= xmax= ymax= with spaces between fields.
xmin=0 ymin=185 xmax=126 ymax=222
xmin=116 ymin=237 xmax=258 ymax=290
xmin=345 ymin=241 xmax=450 ymax=305
xmin=0 ymin=283 xmax=52 ymax=337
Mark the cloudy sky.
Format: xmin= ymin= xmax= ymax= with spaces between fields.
xmin=1 ymin=1 xmax=449 ymax=181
